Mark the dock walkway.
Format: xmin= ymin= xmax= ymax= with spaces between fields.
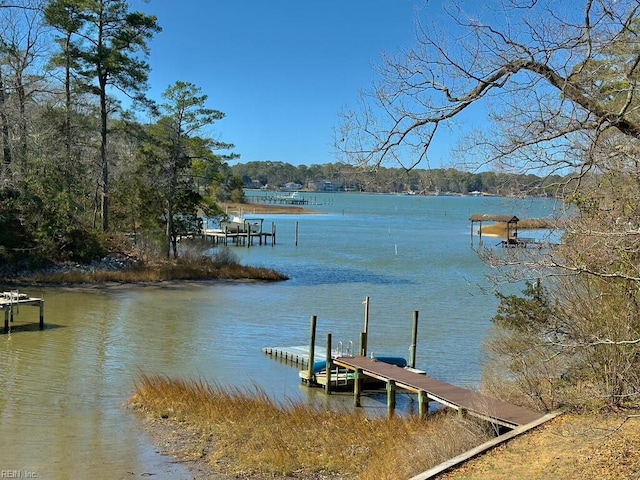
xmin=333 ymin=355 xmax=543 ymax=429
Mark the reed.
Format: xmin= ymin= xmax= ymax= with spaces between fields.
xmin=19 ymin=255 xmax=288 ymax=285
xmin=130 ymin=374 xmax=493 ymax=479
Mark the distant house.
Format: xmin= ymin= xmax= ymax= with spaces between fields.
xmin=283 ymin=182 xmax=303 ymax=191
xmin=314 ymin=180 xmax=342 ymax=192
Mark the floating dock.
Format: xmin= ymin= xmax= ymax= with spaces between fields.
xmin=262 ymin=345 xmax=327 ymax=369
xmin=0 ymin=291 xmax=45 ymax=333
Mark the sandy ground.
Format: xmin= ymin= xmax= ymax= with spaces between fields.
xmin=221 ymin=202 xmax=322 ymax=215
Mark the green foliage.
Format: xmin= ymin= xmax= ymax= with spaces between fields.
xmin=135 ymin=81 xmax=236 ymax=258
xmin=493 ymin=281 xmax=555 ymax=334
xmin=230 ymin=161 xmax=564 ymax=196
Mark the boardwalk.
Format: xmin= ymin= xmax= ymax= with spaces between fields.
xmin=333 ymin=355 xmax=544 ymax=429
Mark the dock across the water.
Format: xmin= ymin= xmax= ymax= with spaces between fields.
xmin=0 ymin=291 xmax=45 ymax=333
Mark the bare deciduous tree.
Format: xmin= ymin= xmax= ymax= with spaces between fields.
xmin=338 ymin=0 xmax=640 ymax=408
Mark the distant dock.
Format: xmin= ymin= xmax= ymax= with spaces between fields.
xmin=202 ymin=218 xmax=277 ymax=246
xmin=0 ymin=291 xmax=45 ymax=333
xmin=249 ymin=192 xmax=309 ymax=205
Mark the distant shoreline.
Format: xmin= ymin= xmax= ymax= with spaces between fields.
xmin=220 ymin=201 xmax=322 ymax=215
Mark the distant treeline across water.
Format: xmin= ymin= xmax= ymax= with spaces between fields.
xmin=231 ymin=161 xmax=565 ymax=196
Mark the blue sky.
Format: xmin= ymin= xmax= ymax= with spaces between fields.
xmin=133 ymin=1 xmax=453 ymax=167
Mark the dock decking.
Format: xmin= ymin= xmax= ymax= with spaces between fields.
xmin=333 ymin=355 xmax=544 ymax=429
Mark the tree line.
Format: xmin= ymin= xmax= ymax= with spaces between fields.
xmin=0 ymin=0 xmax=244 ymax=266
xmin=230 ymin=160 xmax=564 ymax=196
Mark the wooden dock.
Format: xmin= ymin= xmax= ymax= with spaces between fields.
xmin=202 ymin=225 xmax=276 ymax=246
xmin=249 ymin=193 xmax=309 ymax=205
xmin=0 ymin=292 xmax=45 ymax=333
xmin=332 ymin=355 xmax=544 ymax=429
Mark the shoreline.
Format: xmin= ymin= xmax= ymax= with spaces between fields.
xmin=220 ymin=201 xmax=322 ymax=215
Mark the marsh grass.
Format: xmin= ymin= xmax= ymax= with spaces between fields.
xmin=129 ymin=374 xmax=493 ymax=479
xmin=18 ymin=252 xmax=288 ymax=285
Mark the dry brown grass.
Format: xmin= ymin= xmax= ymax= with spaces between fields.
xmin=16 ymin=256 xmax=288 ymax=285
xmin=129 ymin=374 xmax=493 ymax=479
xmin=441 ymin=409 xmax=640 ymax=480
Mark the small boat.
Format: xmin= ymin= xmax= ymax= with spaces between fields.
xmin=220 ymin=215 xmax=262 ymax=234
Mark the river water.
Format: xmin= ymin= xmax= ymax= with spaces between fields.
xmin=0 ymin=193 xmax=560 ymax=479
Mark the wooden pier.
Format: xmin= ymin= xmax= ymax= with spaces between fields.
xmin=265 ymin=311 xmax=546 ymax=432
xmin=0 ymin=292 xmax=45 ymax=333
xmin=249 ymin=193 xmax=309 ymax=205
xmin=202 ymin=221 xmax=276 ymax=246
xmin=332 ymin=355 xmax=544 ymax=429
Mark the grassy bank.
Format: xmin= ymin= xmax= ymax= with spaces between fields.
xmin=5 ymin=253 xmax=288 ymax=286
xmin=129 ymin=374 xmax=493 ymax=479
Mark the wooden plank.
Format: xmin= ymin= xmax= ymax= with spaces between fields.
xmin=409 ymin=411 xmax=561 ymax=480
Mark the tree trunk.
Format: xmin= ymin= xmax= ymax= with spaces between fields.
xmin=99 ymin=75 xmax=109 ymax=232
xmin=0 ymin=68 xmax=12 ymax=166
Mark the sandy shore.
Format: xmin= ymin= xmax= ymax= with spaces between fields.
xmin=220 ymin=201 xmax=322 ymax=215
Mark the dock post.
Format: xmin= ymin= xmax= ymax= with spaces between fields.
xmin=418 ymin=391 xmax=429 ymax=419
xmin=387 ymin=380 xmax=397 ymax=416
xmin=295 ymin=221 xmax=299 ymax=246
xmin=39 ymin=300 xmax=44 ymax=330
xmin=410 ymin=311 xmax=419 ymax=368
xmin=3 ymin=308 xmax=8 ymax=334
xmin=306 ymin=316 xmax=317 ymax=382
xmin=354 ymin=368 xmax=362 ymax=407
xmin=272 ymin=223 xmax=276 ymax=246
xmin=361 ymin=296 xmax=370 ymax=356
xmin=325 ymin=333 xmax=332 ymax=395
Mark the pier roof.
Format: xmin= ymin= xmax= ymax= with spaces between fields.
xmin=469 ymin=214 xmax=519 ymax=223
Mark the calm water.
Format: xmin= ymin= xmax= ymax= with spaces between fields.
xmin=0 ymin=193 xmax=560 ymax=479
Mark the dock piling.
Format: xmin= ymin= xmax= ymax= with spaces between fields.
xmin=387 ymin=379 xmax=397 ymax=415
xmin=307 ymin=316 xmax=317 ymax=381
xmin=354 ymin=368 xmax=362 ymax=407
xmin=410 ymin=311 xmax=419 ymax=368
xmin=325 ymin=333 xmax=332 ymax=395
xmin=361 ymin=296 xmax=370 ymax=356
xmin=419 ymin=390 xmax=429 ymax=418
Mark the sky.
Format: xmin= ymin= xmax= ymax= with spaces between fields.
xmin=132 ymin=0 xmax=451 ymax=168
